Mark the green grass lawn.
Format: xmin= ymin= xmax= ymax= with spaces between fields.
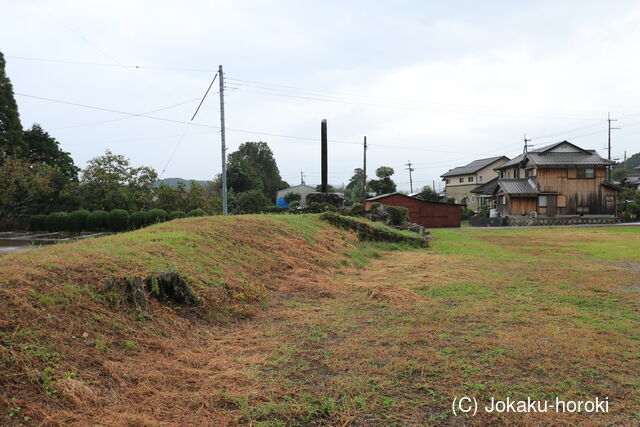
xmin=1 ymin=219 xmax=639 ymax=425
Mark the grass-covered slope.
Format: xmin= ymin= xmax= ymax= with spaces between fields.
xmin=1 ymin=214 xmax=420 ymax=424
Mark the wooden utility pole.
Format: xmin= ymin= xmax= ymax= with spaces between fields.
xmin=218 ymin=65 xmax=228 ymax=215
xmin=405 ymin=161 xmax=415 ymax=193
xmin=523 ymin=133 xmax=532 ymax=154
xmin=363 ymin=136 xmax=367 ymax=202
xmin=300 ymin=170 xmax=305 ymax=185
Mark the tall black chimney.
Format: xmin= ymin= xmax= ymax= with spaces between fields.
xmin=321 ymin=119 xmax=328 ymax=193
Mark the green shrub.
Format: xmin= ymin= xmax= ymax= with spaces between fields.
xmin=306 ymin=202 xmax=336 ymax=213
xmin=86 ymin=210 xmax=108 ymax=231
xmin=349 ymin=203 xmax=365 ymax=217
xmin=145 ymin=209 xmax=168 ymax=225
xmin=67 ymin=210 xmax=90 ymax=231
xmin=186 ymin=208 xmax=206 ymax=217
xmin=319 ymin=212 xmax=427 ymax=248
xmin=169 ymin=211 xmax=186 ymax=220
xmin=284 ymin=192 xmax=302 ymax=204
xmin=477 ymin=205 xmax=490 ymax=218
xmin=385 ymin=205 xmax=409 ymax=225
xmin=30 ymin=214 xmax=47 ymax=231
xmin=107 ymin=209 xmax=130 ymax=232
xmin=45 ymin=212 xmax=68 ymax=231
xmin=461 ymin=208 xmax=475 ymax=220
xmin=129 ymin=211 xmax=146 ymax=229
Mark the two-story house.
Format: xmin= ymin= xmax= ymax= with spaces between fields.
xmin=485 ymin=141 xmax=619 ymax=216
xmin=440 ymin=156 xmax=509 ymax=210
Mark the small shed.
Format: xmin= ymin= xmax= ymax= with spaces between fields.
xmin=275 ymin=184 xmax=316 ymax=207
xmin=365 ymin=193 xmax=462 ymax=228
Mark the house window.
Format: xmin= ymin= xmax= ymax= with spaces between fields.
xmin=525 ymin=168 xmax=534 ymax=178
xmin=468 ymin=176 xmax=474 ymax=183
xmin=514 ymin=168 xmax=520 ymax=178
xmin=459 ymin=177 xmax=464 ymax=183
xmin=498 ymin=195 xmax=505 ymax=205
xmin=446 ymin=179 xmax=450 ymax=184
xmin=576 ymin=168 xmax=595 ymax=179
xmin=605 ymin=195 xmax=615 ymax=202
xmin=539 ymin=195 xmax=548 ymax=207
xmin=479 ymin=176 xmax=483 ymax=182
xmin=500 ymin=171 xmax=505 ymax=178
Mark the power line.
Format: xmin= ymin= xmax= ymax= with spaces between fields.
xmin=50 ymin=97 xmax=200 ymax=130
xmin=6 ymin=55 xmax=216 ymax=73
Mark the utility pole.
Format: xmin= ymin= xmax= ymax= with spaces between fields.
xmin=363 ymin=136 xmax=367 ymax=202
xmin=321 ymin=120 xmax=328 ymax=193
xmin=607 ymin=112 xmax=620 ymax=181
xmin=218 ymin=65 xmax=228 ymax=215
xmin=405 ymin=161 xmax=415 ymax=193
xmin=523 ymin=133 xmax=532 ymax=154
xmin=300 ymin=170 xmax=305 ymax=185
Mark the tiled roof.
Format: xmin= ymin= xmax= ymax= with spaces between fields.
xmin=441 ymin=156 xmax=508 ymax=177
xmin=471 ymin=177 xmax=499 ymax=194
xmin=527 ymin=151 xmax=611 ymax=167
xmin=496 ymin=141 xmax=612 ymax=169
xmin=497 ymin=178 xmax=539 ymax=196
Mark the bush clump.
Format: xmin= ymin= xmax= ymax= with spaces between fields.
xmin=67 ymin=209 xmax=90 ymax=231
xmin=129 ymin=211 xmax=146 ymax=229
xmin=107 ymin=209 xmax=130 ymax=232
xmin=45 ymin=212 xmax=68 ymax=231
xmin=169 ymin=211 xmax=186 ymax=220
xmin=145 ymin=209 xmax=168 ymax=225
xmin=306 ymin=202 xmax=337 ymax=213
xmin=320 ymin=212 xmax=427 ymax=248
xmin=30 ymin=214 xmax=48 ymax=231
xmin=86 ymin=210 xmax=108 ymax=231
xmin=385 ymin=205 xmax=409 ymax=225
xmin=349 ymin=202 xmax=365 ymax=217
xmin=186 ymin=208 xmax=206 ymax=217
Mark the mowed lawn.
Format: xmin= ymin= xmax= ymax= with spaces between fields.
xmin=225 ymin=226 xmax=640 ymax=425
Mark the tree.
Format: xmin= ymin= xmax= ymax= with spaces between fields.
xmin=0 ymin=156 xmax=56 ymax=217
xmin=284 ymin=192 xmax=301 ymax=204
xmin=0 ymin=51 xmax=24 ymax=160
xmin=416 ymin=185 xmax=440 ymax=202
xmin=346 ymin=168 xmax=365 ymax=190
xmin=156 ymin=181 xmax=188 ymax=212
xmin=227 ymin=142 xmax=288 ymax=201
xmin=80 ymin=150 xmax=157 ymax=211
xmin=236 ymin=190 xmax=269 ymax=213
xmin=367 ymin=166 xmax=396 ymax=195
xmin=22 ymin=124 xmax=79 ymax=181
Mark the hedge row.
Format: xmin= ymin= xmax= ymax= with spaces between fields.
xmin=319 ymin=212 xmax=428 ymax=248
xmin=30 ymin=208 xmax=207 ymax=232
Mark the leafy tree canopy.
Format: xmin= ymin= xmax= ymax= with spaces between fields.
xmin=416 ymin=185 xmax=440 ymax=202
xmin=0 ymin=51 xmax=24 ymax=159
xmin=368 ymin=166 xmax=396 ymax=195
xmin=80 ymin=150 xmax=158 ymax=212
xmin=0 ymin=156 xmax=56 ymax=217
xmin=22 ymin=123 xmax=79 ymax=182
xmin=227 ymin=141 xmax=287 ymax=201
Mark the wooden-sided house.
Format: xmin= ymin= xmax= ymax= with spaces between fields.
xmin=478 ymin=141 xmax=620 ymax=217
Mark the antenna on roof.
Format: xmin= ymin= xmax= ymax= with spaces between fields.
xmin=523 ymin=133 xmax=534 ymax=154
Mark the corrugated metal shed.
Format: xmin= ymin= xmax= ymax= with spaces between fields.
xmin=365 ymin=193 xmax=462 ymax=228
xmin=441 ymin=156 xmax=508 ymax=177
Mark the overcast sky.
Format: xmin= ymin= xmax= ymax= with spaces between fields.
xmin=2 ymin=0 xmax=640 ymax=191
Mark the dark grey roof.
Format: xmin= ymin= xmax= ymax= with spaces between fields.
xmin=527 ymin=151 xmax=611 ymax=167
xmin=497 ymin=178 xmax=539 ymax=196
xmin=628 ymin=175 xmax=640 ymax=184
xmin=496 ymin=141 xmax=611 ymax=170
xmin=495 ymin=153 xmax=525 ymax=170
xmin=471 ymin=177 xmax=499 ymax=194
xmin=441 ymin=156 xmax=508 ymax=177
xmin=635 ymin=165 xmax=640 ymax=170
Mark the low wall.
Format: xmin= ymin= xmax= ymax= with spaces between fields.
xmin=506 ymin=216 xmax=622 ymax=227
xmin=469 ymin=217 xmax=507 ymax=227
